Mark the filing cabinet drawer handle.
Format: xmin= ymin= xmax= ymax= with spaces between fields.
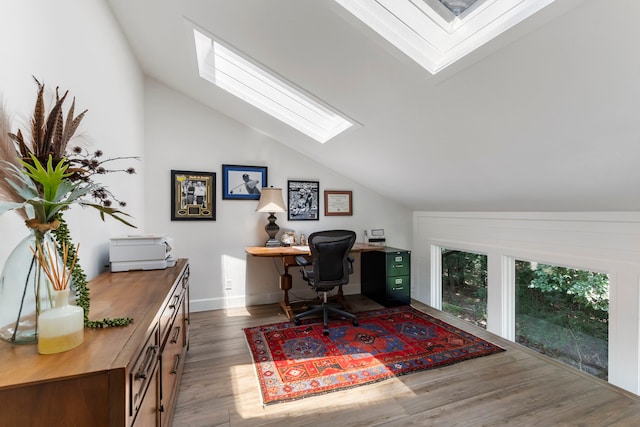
xmin=171 ymin=325 xmax=181 ymax=344
xmin=171 ymin=354 xmax=181 ymax=375
xmin=135 ymin=345 xmax=158 ymax=380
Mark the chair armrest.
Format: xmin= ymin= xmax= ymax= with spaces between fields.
xmin=296 ymin=255 xmax=313 ymax=282
xmin=347 ymin=255 xmax=355 ymax=274
xmin=295 ymin=255 xmax=310 ymax=266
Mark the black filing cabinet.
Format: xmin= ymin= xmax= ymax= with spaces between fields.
xmin=362 ymin=247 xmax=411 ymax=306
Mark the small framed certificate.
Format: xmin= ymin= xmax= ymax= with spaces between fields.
xmin=324 ymin=190 xmax=352 ymax=216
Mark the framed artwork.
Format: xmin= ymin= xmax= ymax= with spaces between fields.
xmin=324 ymin=190 xmax=353 ymax=216
xmin=222 ymin=164 xmax=267 ymax=200
xmin=171 ymin=170 xmax=216 ymax=220
xmin=288 ymin=180 xmax=320 ymax=221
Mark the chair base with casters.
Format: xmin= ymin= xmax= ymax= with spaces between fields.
xmin=293 ymin=291 xmax=358 ymax=336
xmin=293 ymin=230 xmax=359 ymax=336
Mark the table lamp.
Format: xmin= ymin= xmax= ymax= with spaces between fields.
xmin=256 ymin=187 xmax=286 ymax=247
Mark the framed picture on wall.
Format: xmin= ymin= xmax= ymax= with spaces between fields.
xmin=171 ymin=170 xmax=216 ymax=220
xmin=288 ymin=180 xmax=319 ymax=221
xmin=324 ymin=190 xmax=353 ymax=216
xmin=222 ymin=164 xmax=268 ymax=200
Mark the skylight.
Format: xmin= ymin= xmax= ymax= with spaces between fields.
xmin=335 ymin=0 xmax=556 ymax=74
xmin=193 ymin=29 xmax=354 ymax=143
xmin=439 ymin=0 xmax=480 ymax=16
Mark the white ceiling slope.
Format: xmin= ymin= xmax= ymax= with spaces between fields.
xmin=106 ymin=0 xmax=640 ymax=211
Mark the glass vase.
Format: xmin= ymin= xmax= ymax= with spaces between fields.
xmin=38 ymin=288 xmax=84 ymax=354
xmin=0 ymin=230 xmax=57 ymax=344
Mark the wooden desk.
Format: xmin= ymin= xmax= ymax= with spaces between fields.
xmin=245 ymin=243 xmax=382 ymax=318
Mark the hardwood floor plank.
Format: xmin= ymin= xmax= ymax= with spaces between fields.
xmin=172 ymin=298 xmax=640 ymax=426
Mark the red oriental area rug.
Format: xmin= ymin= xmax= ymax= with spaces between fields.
xmin=243 ymin=305 xmax=504 ymax=405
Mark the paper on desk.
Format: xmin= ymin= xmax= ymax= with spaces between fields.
xmin=292 ymin=245 xmax=310 ymax=252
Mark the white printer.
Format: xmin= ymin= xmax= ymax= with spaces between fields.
xmin=364 ymin=228 xmax=386 ymax=246
xmin=109 ymin=235 xmax=175 ymax=272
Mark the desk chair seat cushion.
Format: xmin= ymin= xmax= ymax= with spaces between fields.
xmin=294 ymin=230 xmax=358 ymax=335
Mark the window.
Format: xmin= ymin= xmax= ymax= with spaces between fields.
xmin=335 ymin=0 xmax=557 ymax=74
xmin=515 ymin=260 xmax=609 ymax=379
xmin=438 ymin=0 xmax=481 ymax=16
xmin=441 ymin=248 xmax=487 ymax=328
xmin=193 ymin=29 xmax=354 ymax=143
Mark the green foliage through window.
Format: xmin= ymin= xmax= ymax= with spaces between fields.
xmin=529 ymin=264 xmax=609 ymax=312
xmin=439 ymin=249 xmax=609 ymax=379
xmin=516 ymin=260 xmax=608 ymax=380
xmin=441 ymin=249 xmax=488 ymax=329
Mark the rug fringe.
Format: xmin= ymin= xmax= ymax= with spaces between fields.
xmin=242 ymin=327 xmax=268 ymax=407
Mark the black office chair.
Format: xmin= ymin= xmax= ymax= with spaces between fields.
xmin=293 ymin=230 xmax=358 ymax=335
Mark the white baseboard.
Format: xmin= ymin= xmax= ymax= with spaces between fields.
xmin=189 ymin=288 xmax=363 ymax=313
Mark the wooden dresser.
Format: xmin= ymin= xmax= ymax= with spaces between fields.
xmin=0 ymin=258 xmax=190 ymax=427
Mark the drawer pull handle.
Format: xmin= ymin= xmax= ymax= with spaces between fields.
xmin=171 ymin=354 xmax=181 ymax=375
xmin=169 ymin=295 xmax=180 ymax=309
xmin=135 ymin=345 xmax=158 ymax=380
xmin=182 ymin=268 xmax=190 ymax=287
xmin=392 ymin=286 xmax=404 ymax=291
xmin=171 ymin=326 xmax=181 ymax=344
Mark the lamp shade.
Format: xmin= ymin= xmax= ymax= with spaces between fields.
xmin=256 ymin=187 xmax=286 ymax=213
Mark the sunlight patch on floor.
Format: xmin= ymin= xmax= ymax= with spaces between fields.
xmin=221 ymin=306 xmax=252 ymax=317
xmin=229 ymin=362 xmax=416 ymax=419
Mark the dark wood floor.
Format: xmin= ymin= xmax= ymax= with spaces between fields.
xmin=172 ymin=296 xmax=640 ymax=426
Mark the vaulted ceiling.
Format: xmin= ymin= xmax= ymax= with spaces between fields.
xmin=106 ymin=0 xmax=640 ymax=211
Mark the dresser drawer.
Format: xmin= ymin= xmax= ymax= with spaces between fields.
xmin=160 ymin=281 xmax=184 ymax=347
xmin=130 ymin=324 xmax=159 ymax=422
xmin=386 ymin=251 xmax=410 ymax=277
xmin=160 ymin=292 xmax=186 ymax=426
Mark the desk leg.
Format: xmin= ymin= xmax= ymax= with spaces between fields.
xmin=279 ymin=271 xmax=294 ymax=319
xmin=280 ymin=255 xmax=305 ymax=320
xmin=336 ymin=285 xmax=352 ymax=310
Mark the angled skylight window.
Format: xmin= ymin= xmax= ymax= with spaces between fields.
xmin=193 ymin=29 xmax=353 ymax=143
xmin=439 ymin=0 xmax=480 ymax=16
xmin=336 ymin=0 xmax=556 ymax=74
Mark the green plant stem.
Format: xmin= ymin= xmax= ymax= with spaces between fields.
xmin=52 ymin=215 xmax=133 ymax=328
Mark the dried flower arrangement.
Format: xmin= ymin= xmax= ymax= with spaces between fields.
xmin=0 ymin=77 xmax=139 ymax=328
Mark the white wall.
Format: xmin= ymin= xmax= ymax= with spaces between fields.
xmin=0 ymin=0 xmax=412 ymax=318
xmin=144 ymin=79 xmax=413 ymax=312
xmin=0 ymin=0 xmax=145 ymax=280
xmin=412 ymin=211 xmax=640 ymax=395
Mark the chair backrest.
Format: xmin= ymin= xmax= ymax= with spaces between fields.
xmin=307 ymin=230 xmax=357 ymax=288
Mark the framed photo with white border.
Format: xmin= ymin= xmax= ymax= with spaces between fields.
xmin=222 ymin=164 xmax=267 ymax=200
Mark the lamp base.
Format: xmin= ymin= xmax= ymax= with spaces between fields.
xmin=264 ymin=212 xmax=281 ymax=247
xmin=265 ymin=238 xmax=281 ymax=247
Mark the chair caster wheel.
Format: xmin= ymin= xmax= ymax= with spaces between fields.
xmin=294 ymin=319 xmax=301 ymax=326
xmin=323 ymin=328 xmax=329 ymax=336
xmin=353 ymin=320 xmax=359 ymax=327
